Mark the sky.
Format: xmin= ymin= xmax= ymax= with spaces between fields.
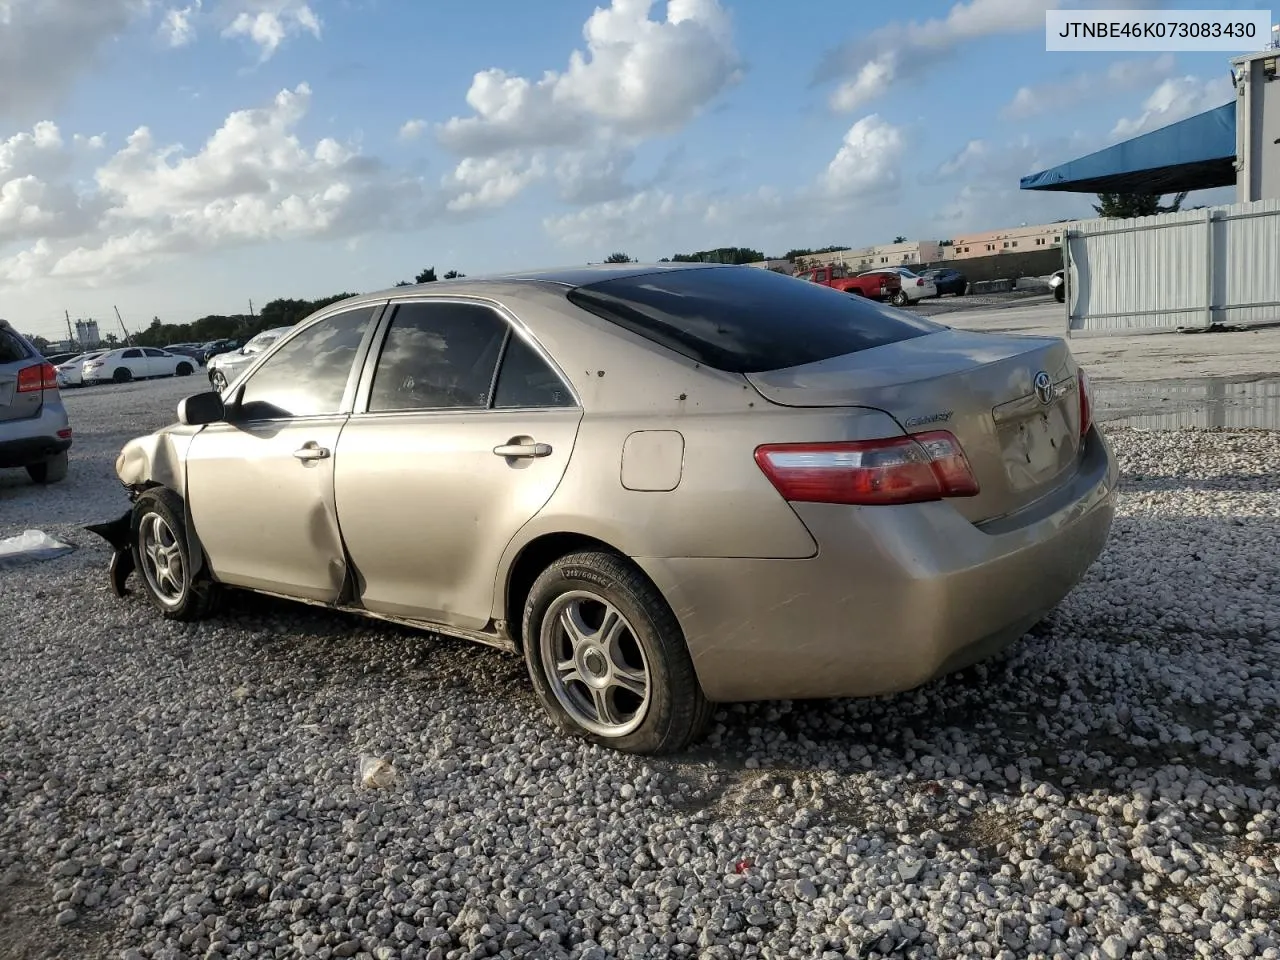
xmin=0 ymin=0 xmax=1260 ymax=340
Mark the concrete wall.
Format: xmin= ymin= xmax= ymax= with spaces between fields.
xmin=920 ymin=247 xmax=1064 ymax=283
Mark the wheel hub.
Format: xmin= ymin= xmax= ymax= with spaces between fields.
xmin=579 ymin=645 xmax=610 ymax=686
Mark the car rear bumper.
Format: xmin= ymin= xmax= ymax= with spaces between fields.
xmin=0 ymin=404 xmax=72 ymax=468
xmin=637 ymin=428 xmax=1118 ymax=702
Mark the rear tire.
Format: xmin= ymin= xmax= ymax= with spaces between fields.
xmin=522 ymin=551 xmax=711 ymax=755
xmin=112 ymin=367 xmax=132 ymax=384
xmin=176 ymin=362 xmax=193 ymax=377
xmin=891 ymin=290 xmax=909 ymax=307
xmin=131 ymin=488 xmax=219 ymax=622
xmin=26 ymin=451 xmax=68 ymax=485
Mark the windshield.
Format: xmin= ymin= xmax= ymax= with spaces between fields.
xmin=245 ymin=334 xmax=280 ymax=353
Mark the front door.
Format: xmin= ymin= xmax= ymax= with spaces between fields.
xmin=185 ymin=305 xmax=380 ymax=600
xmin=334 ymin=300 xmax=582 ymax=629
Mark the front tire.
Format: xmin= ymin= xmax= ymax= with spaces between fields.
xmin=26 ymin=451 xmax=68 ymax=484
xmin=209 ymin=369 xmax=227 ymax=392
xmin=131 ymin=489 xmax=218 ymax=621
xmin=891 ymin=290 xmax=909 ymax=307
xmin=522 ymin=551 xmax=711 ymax=755
xmin=176 ymin=362 xmax=193 ymax=377
xmin=1054 ymin=284 xmax=1066 ymax=303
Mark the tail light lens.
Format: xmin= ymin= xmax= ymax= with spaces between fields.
xmin=1078 ymin=368 xmax=1093 ymax=438
xmin=916 ymin=278 xmax=925 ymax=286
xmin=17 ymin=362 xmax=59 ymax=393
xmin=755 ymin=431 xmax=980 ymax=506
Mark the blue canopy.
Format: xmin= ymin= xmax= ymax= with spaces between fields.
xmin=1020 ymin=101 xmax=1237 ymax=195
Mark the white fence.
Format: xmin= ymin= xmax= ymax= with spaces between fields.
xmin=1064 ymin=199 xmax=1280 ymax=336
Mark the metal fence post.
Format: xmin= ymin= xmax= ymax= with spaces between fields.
xmin=1063 ymin=228 xmax=1073 ymax=338
xmin=1204 ymin=207 xmax=1215 ymax=331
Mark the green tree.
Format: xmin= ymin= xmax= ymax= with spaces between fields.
xmin=443 ymin=269 xmax=465 ymax=279
xmin=1092 ymin=191 xmax=1189 ymax=218
xmin=668 ymin=246 xmax=763 ymax=265
xmin=604 ymin=252 xmax=633 ymax=263
xmin=415 ymin=267 xmax=438 ymax=283
xmin=395 ymin=280 xmax=412 ymax=287
xmin=783 ymin=245 xmax=848 ymax=262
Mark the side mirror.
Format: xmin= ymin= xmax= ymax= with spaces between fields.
xmin=177 ymin=391 xmax=225 ymax=426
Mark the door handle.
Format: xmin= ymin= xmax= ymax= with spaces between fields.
xmin=492 ymin=441 xmax=552 ymax=459
xmin=293 ymin=444 xmax=331 ymax=461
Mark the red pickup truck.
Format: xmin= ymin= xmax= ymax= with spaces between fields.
xmin=800 ymin=264 xmax=901 ymax=301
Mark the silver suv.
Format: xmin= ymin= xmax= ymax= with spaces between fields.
xmin=0 ymin=320 xmax=72 ymax=483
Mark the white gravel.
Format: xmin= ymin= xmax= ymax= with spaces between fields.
xmin=1 ymin=377 xmax=1278 ymax=960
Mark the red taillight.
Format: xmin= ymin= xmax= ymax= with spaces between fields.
xmin=17 ymin=362 xmax=58 ymax=393
xmin=916 ymin=278 xmax=925 ymax=286
xmin=754 ymin=431 xmax=980 ymax=506
xmin=56 ymin=428 xmax=73 ymax=440
xmin=1078 ymin=369 xmax=1093 ymax=438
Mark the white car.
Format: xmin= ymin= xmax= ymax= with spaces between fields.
xmin=856 ymin=268 xmax=938 ymax=306
xmin=55 ymin=351 xmax=106 ymax=388
xmin=82 ymin=347 xmax=199 ymax=385
xmin=205 ymin=326 xmax=293 ymax=392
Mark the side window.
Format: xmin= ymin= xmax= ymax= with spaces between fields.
xmin=122 ymin=349 xmax=142 ymax=359
xmin=367 ymin=302 xmax=507 ymax=412
xmin=236 ymin=307 xmax=375 ymax=420
xmin=144 ymin=348 xmax=166 ymax=357
xmin=494 ymin=335 xmax=574 ymax=409
xmin=0 ymin=330 xmax=29 ymax=364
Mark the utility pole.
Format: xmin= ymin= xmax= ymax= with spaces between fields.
xmin=248 ymin=299 xmax=255 ymax=317
xmin=113 ymin=305 xmax=134 ymax=346
xmin=64 ymin=309 xmax=74 ymax=345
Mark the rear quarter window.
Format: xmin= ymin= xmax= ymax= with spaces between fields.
xmin=0 ymin=329 xmax=32 ymax=364
xmin=565 ymin=267 xmax=942 ymax=374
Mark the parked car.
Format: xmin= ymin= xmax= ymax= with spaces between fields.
xmin=42 ymin=351 xmax=80 ymax=366
xmin=800 ymin=264 xmax=901 ymax=301
xmin=859 ymin=267 xmax=938 ymax=306
xmin=82 ymin=347 xmax=198 ymax=384
xmin=55 ymin=351 xmax=106 ymax=388
xmin=921 ymin=268 xmax=969 ymax=297
xmin=97 ymin=264 xmax=1116 ymax=754
xmin=164 ymin=344 xmax=207 ymax=365
xmin=205 ymin=327 xmax=292 ymax=391
xmin=0 ymin=319 xmax=71 ymax=484
xmin=1050 ymin=270 xmax=1066 ymax=303
xmin=202 ymin=339 xmax=240 ymax=361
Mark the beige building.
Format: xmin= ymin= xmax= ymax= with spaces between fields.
xmin=795 ymin=240 xmax=945 ymax=272
xmin=949 ymin=223 xmax=1064 ymax=259
xmin=745 ymin=259 xmax=797 ymax=275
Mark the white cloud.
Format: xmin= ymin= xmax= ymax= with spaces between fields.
xmin=1110 ymin=74 xmax=1233 ymax=140
xmin=0 ymin=0 xmax=146 ymax=121
xmin=821 ymin=115 xmax=905 ymax=197
xmin=160 ymin=2 xmax=201 ymax=47
xmin=1002 ymin=54 xmax=1175 ymax=120
xmin=543 ymin=189 xmax=683 ymax=248
xmin=398 ymin=119 xmax=427 ymax=141
xmin=819 ymin=0 xmax=1166 ymax=112
xmin=438 ymin=0 xmax=740 ymax=157
xmin=222 ymin=0 xmax=321 ymax=60
xmin=0 ymin=85 xmax=435 ymax=287
xmin=443 ymin=154 xmax=546 ymax=213
xmin=553 ymin=143 xmax=638 ymax=205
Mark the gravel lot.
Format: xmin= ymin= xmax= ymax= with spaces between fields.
xmin=1 ymin=376 xmax=1278 ymax=960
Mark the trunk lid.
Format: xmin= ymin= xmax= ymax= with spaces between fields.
xmin=744 ymin=328 xmax=1083 ymax=522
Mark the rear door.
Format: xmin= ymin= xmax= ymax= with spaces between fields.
xmin=143 ymin=348 xmax=173 ymax=375
xmin=0 ymin=327 xmax=40 ymax=423
xmin=334 ymin=300 xmax=582 ymax=629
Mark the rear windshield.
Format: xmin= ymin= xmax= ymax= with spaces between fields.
xmin=0 ymin=328 xmax=31 ymax=364
xmin=566 ymin=267 xmax=941 ymax=373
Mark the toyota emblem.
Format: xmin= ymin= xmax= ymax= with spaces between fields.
xmin=1033 ymin=371 xmax=1054 ymax=405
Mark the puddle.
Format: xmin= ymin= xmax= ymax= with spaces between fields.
xmin=1095 ymin=376 xmax=1280 ymax=430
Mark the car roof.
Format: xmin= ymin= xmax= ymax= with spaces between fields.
xmin=313 ymin=263 xmax=732 ymax=315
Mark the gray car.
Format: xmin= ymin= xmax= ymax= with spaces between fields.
xmin=0 ymin=319 xmax=72 ymax=483
xmin=205 ymin=326 xmax=292 ymax=392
